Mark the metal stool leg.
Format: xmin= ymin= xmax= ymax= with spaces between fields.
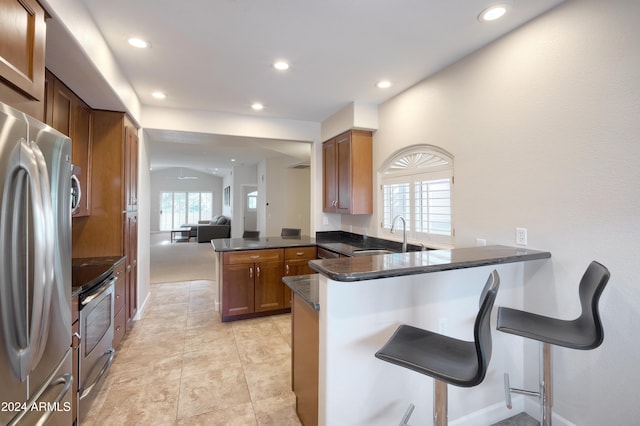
xmin=503 ymin=342 xmax=554 ymax=425
xmin=540 ymin=342 xmax=553 ymax=426
xmin=434 ymin=380 xmax=447 ymax=426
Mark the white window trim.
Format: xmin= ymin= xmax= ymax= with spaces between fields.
xmin=379 ymin=145 xmax=454 ymax=247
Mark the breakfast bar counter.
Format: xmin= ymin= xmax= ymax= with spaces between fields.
xmin=309 ymin=244 xmax=551 ymax=426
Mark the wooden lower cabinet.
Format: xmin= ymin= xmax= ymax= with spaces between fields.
xmin=112 ymin=261 xmax=127 ymax=348
xmin=292 ymin=293 xmax=319 ymax=426
xmin=221 ymin=249 xmax=285 ymax=321
xmin=283 ymin=246 xmax=317 ymax=308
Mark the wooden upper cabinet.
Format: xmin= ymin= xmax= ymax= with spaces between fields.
xmin=44 ymin=70 xmax=92 ymax=216
xmin=0 ymin=0 xmax=46 ymax=100
xmin=322 ymin=130 xmax=373 ymax=214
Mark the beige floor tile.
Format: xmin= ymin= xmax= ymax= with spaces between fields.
xmin=232 ymin=317 xmax=283 ymax=342
xmin=253 ymin=394 xmax=302 ymax=426
xmin=85 ymin=278 xmax=303 ymax=425
xmin=177 ymin=366 xmax=252 ymax=419
xmin=181 ymin=342 xmax=242 ymax=378
xmin=235 ymin=334 xmax=292 ymax=365
xmin=176 ymin=402 xmax=257 ymax=426
xmin=108 ymin=352 xmax=183 ymax=388
xmin=243 ymin=356 xmax=292 ymax=402
xmin=88 ymin=377 xmax=180 ymax=426
xmin=184 ymin=323 xmax=235 ymax=349
xmin=186 ymin=310 xmax=222 ymax=329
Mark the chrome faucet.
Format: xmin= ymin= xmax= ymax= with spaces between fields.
xmin=390 ymin=215 xmax=407 ymax=252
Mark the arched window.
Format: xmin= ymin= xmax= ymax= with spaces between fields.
xmin=380 ymin=145 xmax=454 ymax=245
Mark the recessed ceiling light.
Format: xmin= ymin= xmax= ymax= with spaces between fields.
xmin=478 ymin=5 xmax=508 ymax=22
xmin=128 ymin=37 xmax=149 ymax=48
xmin=152 ymin=91 xmax=167 ymax=99
xmin=273 ymin=61 xmax=290 ymax=71
xmin=251 ymin=102 xmax=264 ymax=110
xmin=376 ymin=80 xmax=392 ymax=89
xmin=230 ymin=158 xmax=236 ymax=162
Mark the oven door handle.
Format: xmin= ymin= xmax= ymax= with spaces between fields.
xmin=79 ymin=348 xmax=115 ymax=400
xmin=81 ymin=276 xmax=116 ymax=306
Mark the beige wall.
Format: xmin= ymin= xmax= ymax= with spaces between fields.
xmin=337 ymin=0 xmax=640 ymax=423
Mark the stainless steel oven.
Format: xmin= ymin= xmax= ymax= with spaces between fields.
xmin=78 ymin=272 xmax=115 ymax=423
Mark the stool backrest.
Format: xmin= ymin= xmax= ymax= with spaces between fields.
xmin=243 ymin=230 xmax=260 ymax=238
xmin=577 ymin=260 xmax=610 ymax=349
xmin=281 ymin=228 xmax=301 ymax=237
xmin=472 ymin=270 xmax=500 ymax=386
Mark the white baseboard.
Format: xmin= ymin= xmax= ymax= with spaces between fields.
xmin=133 ymin=291 xmax=151 ymax=321
xmin=524 ymin=399 xmax=577 ymax=426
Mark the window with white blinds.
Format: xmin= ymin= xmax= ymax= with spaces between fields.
xmin=381 ymin=146 xmax=453 ymax=244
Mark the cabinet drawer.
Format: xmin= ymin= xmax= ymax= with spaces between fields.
xmin=113 ymin=306 xmax=126 ymax=348
xmin=224 ymin=249 xmax=283 ymax=265
xmin=285 ymin=246 xmax=317 ymax=260
xmin=113 ymin=263 xmax=126 ymax=313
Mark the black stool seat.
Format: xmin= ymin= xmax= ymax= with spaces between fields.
xmin=497 ymin=261 xmax=610 ymax=350
xmin=376 ymin=325 xmax=487 ymax=387
xmin=376 ymin=270 xmax=500 ymax=388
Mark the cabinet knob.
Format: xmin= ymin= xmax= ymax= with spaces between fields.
xmin=285 ymin=265 xmax=290 ymax=275
xmin=256 ymin=266 xmax=261 ymax=277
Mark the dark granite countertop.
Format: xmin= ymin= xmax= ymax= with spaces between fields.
xmin=72 ymin=256 xmax=126 ymax=297
xmin=309 ymin=245 xmax=551 ymax=282
xmin=282 ymin=274 xmax=320 ymax=311
xmin=315 ymin=231 xmax=424 ymax=256
xmin=211 ymin=236 xmax=316 ymax=252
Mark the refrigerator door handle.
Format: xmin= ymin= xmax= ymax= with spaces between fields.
xmin=28 ymin=140 xmax=56 ymax=372
xmin=7 ymin=371 xmax=72 ymax=426
xmin=0 ymin=138 xmax=53 ymax=381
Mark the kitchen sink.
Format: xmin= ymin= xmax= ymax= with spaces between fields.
xmin=351 ymin=249 xmax=396 ymax=256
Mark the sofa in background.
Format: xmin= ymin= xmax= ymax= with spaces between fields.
xmin=183 ymin=215 xmax=231 ymax=242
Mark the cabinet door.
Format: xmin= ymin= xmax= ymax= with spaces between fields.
xmin=322 ymin=139 xmax=337 ymax=212
xmin=222 ymin=264 xmax=255 ymax=317
xmin=255 ymin=261 xmax=284 ymax=312
xmin=124 ymin=212 xmax=138 ymax=330
xmin=71 ymin=98 xmax=92 ymax=216
xmin=283 ymin=259 xmax=316 ymax=308
xmin=0 ymin=0 xmax=46 ymax=101
xmin=125 ymin=125 xmax=138 ymax=210
xmin=336 ymin=133 xmax=352 ymax=212
xmin=50 ymin=77 xmax=72 ymax=136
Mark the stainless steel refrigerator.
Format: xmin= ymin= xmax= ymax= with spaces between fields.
xmin=0 ymin=101 xmax=73 ymax=425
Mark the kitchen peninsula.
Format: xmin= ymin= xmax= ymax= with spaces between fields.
xmin=287 ymin=245 xmax=550 ymax=426
xmin=212 ymin=236 xmax=318 ymax=321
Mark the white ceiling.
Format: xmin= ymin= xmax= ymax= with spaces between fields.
xmin=46 ymin=0 xmax=565 ymax=175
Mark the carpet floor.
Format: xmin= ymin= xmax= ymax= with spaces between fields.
xmin=150 ymin=232 xmax=217 ymax=284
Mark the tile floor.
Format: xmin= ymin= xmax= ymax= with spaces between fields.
xmin=83 ymin=279 xmax=536 ymax=425
xmin=83 ymin=280 xmax=302 ymax=425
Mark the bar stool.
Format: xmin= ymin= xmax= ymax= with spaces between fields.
xmin=281 ymin=227 xmax=301 ymax=237
xmin=496 ymin=261 xmax=610 ymax=426
xmin=375 ymin=270 xmax=500 ymax=426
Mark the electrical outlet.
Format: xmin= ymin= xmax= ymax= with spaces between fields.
xmin=476 ymin=238 xmax=486 ymax=246
xmin=438 ymin=318 xmax=448 ymax=334
xmin=515 ymin=227 xmax=528 ymax=245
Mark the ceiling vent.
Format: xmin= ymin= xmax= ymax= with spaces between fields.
xmin=177 ymin=168 xmax=198 ymax=179
xmin=289 ymin=161 xmax=310 ymax=169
